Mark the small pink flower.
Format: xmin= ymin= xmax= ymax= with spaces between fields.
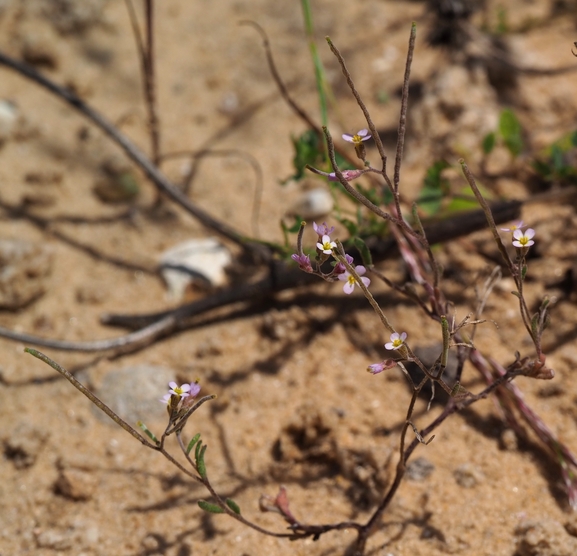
xmin=169 ymin=381 xmax=192 ymax=398
xmin=512 ymin=228 xmax=535 ymax=248
xmin=367 ymin=359 xmax=398 ymax=375
xmin=313 ymin=222 xmax=335 ymax=236
xmin=317 ymin=234 xmax=336 ymax=255
xmin=338 ymin=265 xmax=370 ymax=294
xmin=342 ymin=129 xmax=371 ymax=145
xmin=334 ymin=254 xmax=353 ymax=275
xmin=291 ymin=253 xmax=313 ymax=272
xmin=385 ymin=332 xmax=407 ymax=351
xmin=501 ymin=221 xmax=524 ymax=232
xmin=187 ymin=382 xmax=201 ymax=399
xmin=328 ymin=169 xmax=364 ymax=182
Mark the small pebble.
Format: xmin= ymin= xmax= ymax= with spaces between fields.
xmin=93 ymin=365 xmax=176 ymax=426
xmin=0 ymin=99 xmax=18 ymax=143
xmin=500 ymin=428 xmax=518 ymax=451
xmin=54 ymin=468 xmax=97 ymax=501
xmin=289 ymin=188 xmax=334 ymax=219
xmin=406 ymin=457 xmax=435 ymax=481
xmin=516 ymin=519 xmax=577 ymax=556
xmin=0 ymin=239 xmax=53 ymax=310
xmin=453 ymin=463 xmax=484 ymax=488
xmin=2 ymin=421 xmax=49 ymax=469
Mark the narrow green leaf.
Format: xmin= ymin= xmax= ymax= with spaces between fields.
xmin=418 ymin=160 xmax=450 ymax=215
xmin=137 ymin=421 xmax=158 ymax=444
xmin=521 ymin=265 xmax=528 ymax=281
xmin=196 ymin=444 xmax=207 ymax=478
xmin=499 ymin=109 xmax=523 ymax=157
xmin=482 ymin=132 xmax=496 ymax=154
xmin=225 ymin=498 xmax=241 ymax=515
xmin=286 ymin=216 xmax=305 ymax=234
xmin=338 ymin=217 xmax=358 ymax=236
xmin=353 ymin=237 xmax=373 ymax=267
xmin=186 ymin=433 xmax=201 ymax=455
xmin=198 ymin=500 xmax=224 ymax=514
xmin=281 ymin=130 xmax=323 ymax=184
xmin=195 ymin=438 xmax=203 ymax=461
xmin=450 ymin=382 xmax=470 ymax=399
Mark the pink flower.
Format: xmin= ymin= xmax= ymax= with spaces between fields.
xmin=385 ymin=332 xmax=407 ymax=350
xmin=317 ymin=234 xmax=337 ymax=255
xmin=328 ymin=169 xmax=365 ymax=182
xmin=512 ymin=228 xmax=535 ymax=248
xmin=338 ymin=264 xmax=370 ymax=294
xmin=501 ymin=221 xmax=524 ymax=232
xmin=291 ymin=253 xmax=313 ymax=272
xmin=342 ymin=129 xmax=371 ymax=145
xmin=313 ymin=222 xmax=335 ymax=236
xmin=169 ymin=381 xmax=192 ymax=398
xmin=367 ymin=359 xmax=398 ymax=374
xmin=334 ymin=254 xmax=353 ymax=275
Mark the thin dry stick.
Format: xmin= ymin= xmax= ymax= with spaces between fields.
xmin=124 ymin=0 xmax=161 ymax=165
xmin=0 ymin=315 xmax=177 ymax=352
xmin=393 ymin=23 xmax=416 ymax=194
xmin=144 ymin=0 xmax=161 ymax=166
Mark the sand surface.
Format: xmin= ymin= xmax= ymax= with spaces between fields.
xmin=2 ymin=1 xmax=577 ymax=555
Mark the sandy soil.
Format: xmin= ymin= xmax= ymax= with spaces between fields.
xmin=2 ymin=1 xmax=577 ymax=555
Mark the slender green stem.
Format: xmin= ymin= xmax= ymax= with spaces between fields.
xmin=300 ymin=0 xmax=329 ymax=158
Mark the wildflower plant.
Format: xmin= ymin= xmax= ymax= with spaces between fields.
xmin=21 ymin=16 xmax=576 ymax=556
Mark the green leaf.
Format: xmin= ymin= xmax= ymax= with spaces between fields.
xmin=281 ymin=130 xmax=323 ymax=184
xmin=482 ymin=132 xmax=496 ymax=154
xmin=353 ymin=237 xmax=373 ymax=267
xmin=225 ymin=498 xmax=241 ymax=514
xmin=186 ymin=433 xmax=201 ymax=455
xmin=499 ymin=109 xmax=523 ymax=157
xmin=137 ymin=421 xmax=158 ymax=444
xmin=198 ymin=500 xmax=225 ymax=514
xmin=196 ymin=444 xmax=207 ymax=478
xmin=521 ymin=265 xmax=528 ymax=281
xmin=381 ymin=186 xmax=394 ymax=206
xmin=418 ymin=160 xmax=450 ymax=215
xmin=285 ymin=216 xmax=305 ymax=234
xmin=337 ymin=217 xmax=358 ymax=237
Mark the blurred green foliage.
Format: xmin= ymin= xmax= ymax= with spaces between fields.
xmin=483 ymin=108 xmax=524 ymax=158
xmin=533 ymin=130 xmax=577 ymax=186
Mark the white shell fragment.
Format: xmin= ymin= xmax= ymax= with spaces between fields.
xmin=0 ymin=100 xmax=17 ymax=144
xmin=288 ymin=188 xmax=334 ymax=219
xmin=159 ymin=238 xmax=231 ymax=301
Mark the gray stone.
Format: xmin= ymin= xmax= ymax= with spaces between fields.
xmin=406 ymin=456 xmax=435 ymax=481
xmin=516 ymin=519 xmax=577 ymax=556
xmin=93 ymin=365 xmax=176 ymax=426
xmin=0 ymin=239 xmax=52 ymax=310
xmin=2 ymin=421 xmax=49 ymax=469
